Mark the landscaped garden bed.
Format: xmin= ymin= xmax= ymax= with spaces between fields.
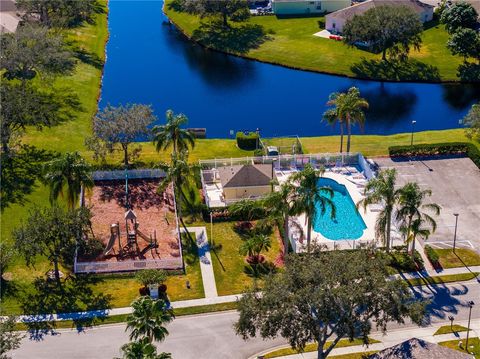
xmin=431 ymin=248 xmax=480 ymax=269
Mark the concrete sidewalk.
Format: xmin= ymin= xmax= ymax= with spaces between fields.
xmin=181 ymin=226 xmax=218 ymax=298
xmin=253 ymin=319 xmax=480 ymax=359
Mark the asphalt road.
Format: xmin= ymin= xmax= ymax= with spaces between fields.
xmin=12 ymin=280 xmax=480 ymax=359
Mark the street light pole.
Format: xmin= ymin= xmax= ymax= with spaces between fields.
xmin=448 ymin=315 xmax=454 ymax=332
xmin=453 ymin=213 xmax=459 ymax=253
xmin=410 ymin=120 xmax=417 ymax=147
xmin=466 ymin=301 xmax=475 ymax=351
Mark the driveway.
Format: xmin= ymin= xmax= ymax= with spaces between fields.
xmin=374 ymin=156 xmax=480 ymax=252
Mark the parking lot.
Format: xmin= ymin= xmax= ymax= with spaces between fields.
xmin=375 ymin=155 xmax=480 ymax=252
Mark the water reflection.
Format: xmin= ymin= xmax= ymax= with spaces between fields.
xmin=442 ymin=84 xmax=480 ymax=110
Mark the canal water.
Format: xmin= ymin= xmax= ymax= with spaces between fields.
xmin=99 ymin=0 xmax=480 ymax=138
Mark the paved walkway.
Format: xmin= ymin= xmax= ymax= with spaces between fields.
xmin=252 ymin=319 xmax=480 ymax=359
xmin=181 ymin=226 xmax=218 ymax=298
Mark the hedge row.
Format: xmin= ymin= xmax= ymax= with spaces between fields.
xmin=236 ymin=131 xmax=259 ymax=151
xmin=424 ymin=245 xmax=440 ymax=268
xmin=388 ymin=142 xmax=480 ymax=169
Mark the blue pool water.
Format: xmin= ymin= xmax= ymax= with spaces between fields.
xmin=99 ymin=1 xmax=480 ymax=138
xmin=313 ymin=177 xmax=366 ymax=240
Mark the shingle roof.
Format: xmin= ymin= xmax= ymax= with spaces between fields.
xmin=369 ymin=338 xmax=474 ymax=359
xmin=328 ymin=0 xmax=433 ymax=20
xmin=218 ymin=164 xmax=273 ymax=188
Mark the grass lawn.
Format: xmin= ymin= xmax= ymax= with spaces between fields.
xmin=439 ymin=337 xmax=480 ymax=358
xmin=405 ymin=272 xmax=479 ymax=287
xmin=264 ymin=338 xmax=380 ymax=358
xmin=164 ymin=1 xmax=464 ymax=81
xmin=434 ymin=249 xmax=480 ymax=269
xmin=434 ymin=324 xmax=470 ymax=336
xmin=202 ymin=221 xmax=282 ymax=296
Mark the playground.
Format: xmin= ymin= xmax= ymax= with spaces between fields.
xmin=76 ymin=178 xmax=182 ymax=273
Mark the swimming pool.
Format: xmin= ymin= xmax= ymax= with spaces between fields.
xmin=313 ymin=177 xmax=366 ymax=240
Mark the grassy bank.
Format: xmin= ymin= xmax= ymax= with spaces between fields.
xmin=164 ymin=0 xmax=464 ymax=82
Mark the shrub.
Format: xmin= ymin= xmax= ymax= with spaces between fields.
xmin=233 ymin=221 xmax=254 ymax=236
xmin=253 ymin=148 xmax=264 ymax=156
xmin=424 ymin=245 xmax=440 ymax=266
xmin=135 ymin=269 xmax=167 ymax=287
xmin=236 ymin=131 xmax=260 ymax=150
xmin=385 ymin=249 xmax=424 ymax=272
xmin=388 ymin=142 xmax=480 ymax=169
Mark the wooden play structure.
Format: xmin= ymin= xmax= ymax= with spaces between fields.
xmin=103 ymin=208 xmax=158 ymax=259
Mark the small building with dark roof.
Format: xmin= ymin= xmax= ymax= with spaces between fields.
xmin=325 ymin=0 xmax=434 ymax=34
xmin=217 ymin=164 xmax=275 ymax=202
xmin=369 ymin=338 xmax=474 ymax=359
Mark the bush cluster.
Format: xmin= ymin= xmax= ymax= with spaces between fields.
xmin=389 ymin=142 xmax=480 ymax=169
xmin=236 ymin=131 xmax=260 ymax=151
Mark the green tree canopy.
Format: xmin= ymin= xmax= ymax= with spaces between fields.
xmin=464 ymin=102 xmax=480 ymax=140
xmin=447 ymin=27 xmax=480 ymax=62
xmin=0 ymin=24 xmax=75 ymax=82
xmin=0 ymin=316 xmax=24 ymax=359
xmin=13 ymin=206 xmax=92 ymax=286
xmin=88 ymin=104 xmax=156 ymax=167
xmin=235 ymin=247 xmax=425 ymax=359
xmin=16 ymin=0 xmax=104 ymax=28
xmin=343 ymin=5 xmax=423 ymax=61
xmin=182 ymin=0 xmax=250 ymax=27
xmin=119 ymin=337 xmax=171 ymax=359
xmin=441 ymin=2 xmax=479 ymax=34
xmin=43 ymin=152 xmax=94 ymax=210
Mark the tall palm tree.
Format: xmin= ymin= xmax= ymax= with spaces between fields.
xmin=357 ymin=169 xmax=400 ymax=252
xmin=290 ymin=164 xmax=335 ymax=253
xmin=343 ymin=87 xmax=369 ymax=153
xmin=126 ymin=296 xmax=174 ymax=344
xmin=396 ymin=182 xmax=440 ymax=255
xmin=323 ymin=92 xmax=347 ymax=153
xmin=43 ymin=152 xmax=94 ymax=210
xmin=263 ymin=181 xmax=295 ymax=254
xmin=152 ymin=110 xmax=195 ymax=157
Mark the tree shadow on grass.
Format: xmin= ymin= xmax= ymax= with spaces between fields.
xmin=72 ymin=48 xmax=105 ymax=70
xmin=351 ymin=58 xmax=441 ymax=82
xmin=21 ymin=274 xmax=111 ymax=340
xmin=192 ymin=21 xmax=271 ymax=54
xmin=0 ymin=145 xmax=57 ymax=211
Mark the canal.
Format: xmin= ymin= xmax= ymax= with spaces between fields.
xmin=99 ymin=0 xmax=480 ymax=138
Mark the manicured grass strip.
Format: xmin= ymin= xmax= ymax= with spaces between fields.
xmin=263 ymin=338 xmax=380 ymax=359
xmin=434 ymin=249 xmax=480 ymax=269
xmin=406 ymin=272 xmax=479 ymax=287
xmin=13 ymin=301 xmax=239 ymax=331
xmin=439 ymin=337 xmax=480 ymax=358
xmin=434 ymin=324 xmax=470 ymax=336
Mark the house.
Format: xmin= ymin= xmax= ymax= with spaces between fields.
xmin=370 ymin=338 xmax=474 ymax=359
xmin=272 ymin=0 xmax=351 ymax=16
xmin=217 ymin=164 xmax=275 ymax=202
xmin=325 ymin=0 xmax=434 ymax=34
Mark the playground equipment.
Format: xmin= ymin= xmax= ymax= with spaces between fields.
xmin=103 ymin=209 xmax=158 ymax=258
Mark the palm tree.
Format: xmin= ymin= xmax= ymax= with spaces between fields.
xmin=323 ymin=92 xmax=347 ymax=153
xmin=263 ymin=181 xmax=295 ymax=254
xmin=43 ymin=152 xmax=94 ymax=210
xmin=126 ymin=296 xmax=174 ymax=344
xmin=396 ymin=182 xmax=440 ymax=256
xmin=120 ymin=337 xmax=171 ymax=359
xmin=152 ymin=110 xmax=195 ymax=157
xmin=403 ymin=217 xmax=433 ymax=260
xmin=239 ymin=234 xmax=272 ymax=263
xmin=343 ymin=87 xmax=369 ymax=153
xmin=229 ymin=199 xmax=265 ymax=222
xmin=290 ymin=164 xmax=335 ymax=253
xmin=357 ymin=169 xmax=400 ymax=252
